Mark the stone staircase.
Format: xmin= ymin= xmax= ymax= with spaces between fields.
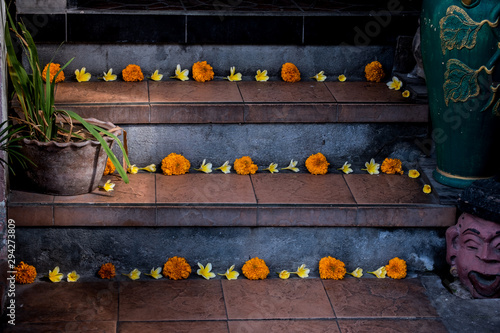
xmin=6 ymin=0 xmax=460 ymax=278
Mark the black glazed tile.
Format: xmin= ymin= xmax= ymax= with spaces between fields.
xmin=304 ymin=15 xmax=419 ymax=46
xmin=17 ymin=14 xmax=66 ymax=43
xmin=67 ymin=14 xmax=185 ymax=43
xmin=187 ymin=15 xmax=302 ymax=45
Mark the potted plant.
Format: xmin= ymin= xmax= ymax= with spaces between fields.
xmin=4 ymin=13 xmax=130 ymax=195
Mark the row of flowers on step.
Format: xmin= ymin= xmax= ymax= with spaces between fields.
xmin=13 ymin=256 xmax=407 ymax=284
xmin=42 ymin=61 xmax=410 ymax=97
xmin=102 ymin=154 xmax=432 ymax=194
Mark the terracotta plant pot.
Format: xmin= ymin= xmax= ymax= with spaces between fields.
xmin=18 ymin=118 xmax=121 ymax=196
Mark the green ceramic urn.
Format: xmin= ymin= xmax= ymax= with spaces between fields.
xmin=421 ymin=0 xmax=500 ymax=188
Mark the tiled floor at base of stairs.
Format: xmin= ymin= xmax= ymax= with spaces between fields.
xmin=2 ymin=277 xmax=448 ymax=333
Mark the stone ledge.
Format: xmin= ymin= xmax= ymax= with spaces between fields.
xmin=8 ymin=173 xmax=455 ymax=227
xmin=53 ymin=81 xmax=428 ymax=125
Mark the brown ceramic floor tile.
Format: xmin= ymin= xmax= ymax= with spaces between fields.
xmin=119 ymin=280 xmax=226 ymax=321
xmin=338 ymin=319 xmax=448 ymax=333
xmin=56 ymin=104 xmax=150 ymax=124
xmin=8 ymin=206 xmax=53 ymax=226
xmin=156 ymin=174 xmax=256 ymax=204
xmin=157 ymin=206 xmax=257 ymax=226
xmin=344 ymin=174 xmax=439 ymax=205
xmin=338 ymin=104 xmax=429 ymax=123
xmin=54 ymin=206 xmax=156 ymax=226
xmin=326 ymin=82 xmax=409 ymax=103
xmin=324 ymin=278 xmax=439 ymax=318
xmin=356 ymin=206 xmax=456 ymax=227
xmin=252 ymin=174 xmax=355 ymax=205
xmin=238 ymin=81 xmax=335 ymax=103
xmin=53 ymin=174 xmax=155 ymax=204
xmin=55 ymin=82 xmax=149 ymax=104
xmin=257 ymin=206 xmax=357 ymax=226
xmin=15 ymin=282 xmax=118 ymax=323
xmin=228 ymin=320 xmax=340 ymax=332
xmin=223 ymin=279 xmax=334 ymax=320
xmin=9 ymin=190 xmax=54 ymax=204
xmin=151 ymin=104 xmax=244 ymax=123
xmin=244 ymin=103 xmax=337 ymax=123
xmin=119 ymin=321 xmax=229 ymax=333
xmin=3 ymin=321 xmax=117 ymax=333
xmin=149 ymin=81 xmax=243 ymax=103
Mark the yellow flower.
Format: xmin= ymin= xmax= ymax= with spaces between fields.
xmin=294 ymin=264 xmax=310 ymax=278
xmin=145 ymin=267 xmax=163 ymax=279
xmin=194 ymin=159 xmax=213 ymax=173
xmin=263 ymin=163 xmax=279 ymax=174
xmin=242 ymin=257 xmax=270 ymax=280
xmin=402 ymin=90 xmax=410 ymax=98
xmin=127 ymin=164 xmax=139 ymax=174
xmin=140 ymin=164 xmax=157 ymax=172
xmin=386 ymin=76 xmax=402 ymax=90
xmin=67 ymin=271 xmax=80 ymax=282
xmin=255 ymin=69 xmax=269 ymax=82
xmin=49 ymin=266 xmax=64 ymax=283
xmin=161 ymin=153 xmax=191 ymax=176
xmin=102 ymin=69 xmax=117 ymax=81
xmin=170 ymin=64 xmax=189 ymax=81
xmin=311 ymin=71 xmax=326 ymax=82
xmin=226 ymin=66 xmax=242 ymax=82
xmin=408 ymin=169 xmax=420 ymax=178
xmin=281 ymin=62 xmax=301 ymax=83
xmin=234 ymin=156 xmax=258 ymax=175
xmin=150 ymin=69 xmax=163 ymax=81
xmin=423 ymin=184 xmax=432 ymax=194
xmin=338 ymin=74 xmax=347 ymax=82
xmin=99 ymin=180 xmax=115 ymax=192
xmin=381 ymin=158 xmax=403 ymax=175
xmin=123 ymin=268 xmax=141 ymax=280
xmin=281 ymin=159 xmax=299 ymax=172
xmin=192 ymin=61 xmax=214 ymax=82
xmin=215 ymin=161 xmax=232 ymax=174
xmin=122 ymin=64 xmax=144 ymax=82
xmin=197 ymin=263 xmax=216 ymax=280
xmin=347 ymin=267 xmax=363 ymax=278
xmin=218 ymin=265 xmax=239 ymax=280
xmin=338 ymin=161 xmax=353 ymax=174
xmin=368 ymin=266 xmax=387 ymax=278
xmin=319 ymin=256 xmax=346 ymax=280
xmin=362 ymin=158 xmax=380 ymax=175
xmin=75 ymin=67 xmax=91 ymax=82
xmin=279 ymin=270 xmax=290 ymax=279
xmin=305 ymin=152 xmax=329 ymax=175
xmin=14 ymin=262 xmax=37 ymax=284
xmin=385 ymin=257 xmax=407 ymax=279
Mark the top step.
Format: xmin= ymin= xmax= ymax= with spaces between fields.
xmin=16 ymin=0 xmax=422 ymax=45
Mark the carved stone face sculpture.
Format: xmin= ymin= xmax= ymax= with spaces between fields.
xmin=446 ymin=213 xmax=500 ymax=298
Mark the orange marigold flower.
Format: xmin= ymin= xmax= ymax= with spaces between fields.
xmin=242 ymin=257 xmax=269 ymax=280
xmin=163 ymin=256 xmax=191 ymax=280
xmin=192 ymin=61 xmax=214 ymax=82
xmin=305 ymin=152 xmax=329 ymax=175
xmin=161 ymin=153 xmax=191 ymax=176
xmin=319 ymin=256 xmax=346 ymax=280
xmin=103 ymin=158 xmax=116 ymax=176
xmin=365 ymin=61 xmax=385 ymax=82
xmin=380 ymin=158 xmax=404 ymax=175
xmin=385 ymin=257 xmax=407 ymax=279
xmin=122 ymin=64 xmax=144 ymax=82
xmin=42 ymin=63 xmax=65 ymax=83
xmin=281 ymin=62 xmax=301 ymax=83
xmin=234 ymin=156 xmax=258 ymax=175
xmin=14 ymin=261 xmax=37 ymax=284
xmin=98 ymin=263 xmax=116 ymax=279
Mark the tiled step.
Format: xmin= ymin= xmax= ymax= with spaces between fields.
xmin=8 ymin=173 xmax=454 ymax=227
xmin=54 ymin=81 xmax=428 ymax=125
